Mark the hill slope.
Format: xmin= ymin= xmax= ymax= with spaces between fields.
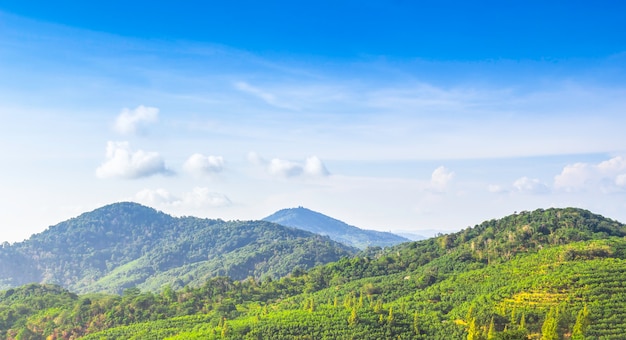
xmin=3 ymin=207 xmax=626 ymax=339
xmin=0 ymin=202 xmax=357 ymax=294
xmin=263 ymin=207 xmax=409 ymax=249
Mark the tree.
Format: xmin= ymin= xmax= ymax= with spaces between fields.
xmin=541 ymin=307 xmax=559 ymax=340
xmin=387 ymin=306 xmax=395 ymax=325
xmin=510 ymin=308 xmax=517 ymax=324
xmin=413 ymin=311 xmax=420 ymax=336
xmin=487 ymin=317 xmax=496 ymax=339
xmin=467 ymin=318 xmax=478 ymax=340
xmin=348 ymin=307 xmax=358 ymax=326
xmin=572 ymin=305 xmax=589 ymax=340
xmin=221 ymin=319 xmax=229 ymax=338
xmin=374 ymin=299 xmax=383 ymax=313
xmin=162 ymin=285 xmax=177 ymax=303
xmin=123 ymin=287 xmax=141 ymax=298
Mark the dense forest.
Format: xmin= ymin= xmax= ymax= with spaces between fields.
xmin=0 ymin=203 xmax=356 ymax=293
xmin=1 ymin=207 xmax=626 ymax=339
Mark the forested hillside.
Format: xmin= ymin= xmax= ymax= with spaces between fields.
xmin=2 ymin=207 xmax=626 ymax=339
xmin=263 ymin=207 xmax=409 ymax=249
xmin=0 ymin=202 xmax=356 ymax=294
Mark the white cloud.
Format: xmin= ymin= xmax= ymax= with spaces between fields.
xmin=304 ymin=156 xmax=330 ymax=177
xmin=598 ymin=156 xmax=626 ymax=173
xmin=430 ymin=166 xmax=454 ymax=191
xmin=554 ymin=162 xmax=592 ymax=192
xmin=96 ymin=141 xmax=170 ymax=179
xmin=268 ymin=158 xmax=304 ymax=177
xmin=134 ymin=187 xmax=231 ymax=208
xmin=554 ymin=156 xmax=626 ymax=192
xmin=183 ymin=153 xmax=224 ymax=176
xmin=249 ymin=152 xmax=330 ymax=178
xmin=513 ymin=176 xmax=549 ymax=194
xmin=114 ymin=105 xmax=159 ymax=135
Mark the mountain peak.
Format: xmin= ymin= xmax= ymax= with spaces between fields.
xmin=263 ymin=207 xmax=409 ymax=249
xmin=89 ymin=201 xmax=160 ymax=215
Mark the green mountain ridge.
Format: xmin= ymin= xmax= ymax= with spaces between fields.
xmin=2 ymin=207 xmax=626 ymax=339
xmin=263 ymin=206 xmax=410 ymax=249
xmin=0 ymin=202 xmax=357 ymax=294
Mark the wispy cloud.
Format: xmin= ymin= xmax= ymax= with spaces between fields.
xmin=96 ymin=141 xmax=171 ymax=179
xmin=134 ymin=187 xmax=231 ymax=208
xmin=234 ymin=81 xmax=299 ymax=110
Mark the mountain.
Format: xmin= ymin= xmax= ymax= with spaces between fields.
xmin=3 ymin=207 xmax=626 ymax=339
xmin=263 ymin=206 xmax=409 ymax=249
xmin=0 ymin=202 xmax=357 ymax=294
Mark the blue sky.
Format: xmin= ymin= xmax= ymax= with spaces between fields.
xmin=1 ymin=1 xmax=626 ymax=242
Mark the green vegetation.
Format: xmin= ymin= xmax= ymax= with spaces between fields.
xmin=0 ymin=202 xmax=356 ymax=293
xmin=2 ymin=207 xmax=626 ymax=339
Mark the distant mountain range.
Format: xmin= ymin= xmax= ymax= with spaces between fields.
xmin=263 ymin=206 xmax=409 ymax=249
xmin=0 ymin=202 xmax=356 ymax=294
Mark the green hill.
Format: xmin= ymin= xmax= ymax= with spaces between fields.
xmin=263 ymin=206 xmax=409 ymax=249
xmin=0 ymin=202 xmax=356 ymax=294
xmin=2 ymin=207 xmax=626 ymax=339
